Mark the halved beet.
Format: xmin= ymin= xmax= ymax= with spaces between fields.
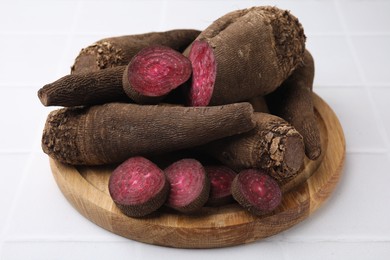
xmin=231 ymin=169 xmax=282 ymax=216
xmin=108 ymin=156 xmax=169 ymax=217
xmin=126 ymin=45 xmax=192 ymax=97
xmin=164 ymin=159 xmax=210 ymax=213
xmin=187 ymin=40 xmax=217 ymax=106
xmin=205 ymin=165 xmax=237 ymax=206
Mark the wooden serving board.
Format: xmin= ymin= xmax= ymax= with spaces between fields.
xmin=49 ymin=93 xmax=345 ymax=248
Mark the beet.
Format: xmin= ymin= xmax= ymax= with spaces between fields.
xmin=231 ymin=169 xmax=282 ymax=216
xmin=205 ymin=166 xmax=237 ymax=206
xmin=108 ymin=156 xmax=169 ymax=217
xmin=124 ymin=45 xmax=192 ymax=98
xmin=164 ymin=159 xmax=210 ymax=213
xmin=186 ymin=40 xmax=217 ymax=106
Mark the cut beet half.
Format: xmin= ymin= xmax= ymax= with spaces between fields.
xmin=205 ymin=165 xmax=237 ymax=206
xmin=187 ymin=40 xmax=217 ymax=106
xmin=164 ymin=159 xmax=210 ymax=213
xmin=108 ymin=156 xmax=169 ymax=218
xmin=126 ymin=45 xmax=192 ymax=97
xmin=232 ymin=169 xmax=282 ymax=216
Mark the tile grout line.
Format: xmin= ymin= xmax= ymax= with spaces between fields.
xmin=333 ymin=0 xmax=390 ymax=153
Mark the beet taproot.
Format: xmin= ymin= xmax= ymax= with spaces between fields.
xmin=183 ymin=6 xmax=306 ymax=106
xmin=41 ymin=102 xmax=255 ymax=165
xmin=164 ymin=159 xmax=210 ymax=213
xmin=266 ymin=49 xmax=321 ymax=160
xmin=38 ymin=46 xmax=192 ymax=106
xmin=231 ymin=169 xmax=282 ymax=216
xmin=205 ymin=165 xmax=237 ymax=206
xmin=108 ymin=156 xmax=169 ymax=217
xmin=72 ymin=29 xmax=200 ymax=74
xmin=203 ymin=112 xmax=305 ymax=181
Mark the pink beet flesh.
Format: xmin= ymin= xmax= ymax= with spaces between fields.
xmin=187 ymin=40 xmax=216 ymax=106
xmin=109 ymin=156 xmax=166 ymax=205
xmin=164 ymin=159 xmax=206 ymax=208
xmin=236 ymin=169 xmax=282 ymax=213
xmin=206 ymin=166 xmax=236 ymax=201
xmin=128 ymin=45 xmax=192 ymax=97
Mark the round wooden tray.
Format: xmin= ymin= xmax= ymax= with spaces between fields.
xmin=49 ymin=93 xmax=345 ymax=248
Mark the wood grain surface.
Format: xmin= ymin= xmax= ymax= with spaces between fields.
xmin=49 ymin=93 xmax=345 ymax=248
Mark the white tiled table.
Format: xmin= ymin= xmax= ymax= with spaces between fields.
xmin=1 ymin=0 xmax=389 ymax=259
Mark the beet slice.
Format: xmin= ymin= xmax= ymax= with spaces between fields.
xmin=205 ymin=165 xmax=237 ymax=206
xmin=232 ymin=169 xmax=282 ymax=216
xmin=164 ymin=159 xmax=210 ymax=213
xmin=187 ymin=40 xmax=217 ymax=106
xmin=124 ymin=45 xmax=192 ymax=98
xmin=108 ymin=156 xmax=169 ymax=218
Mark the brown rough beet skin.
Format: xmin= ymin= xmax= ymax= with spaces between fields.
xmin=164 ymin=159 xmax=210 ymax=213
xmin=203 ymin=112 xmax=305 ymax=181
xmin=266 ymin=49 xmax=321 ymax=160
xmin=38 ymin=66 xmax=129 ymax=107
xmin=183 ymin=6 xmax=306 ymax=106
xmin=41 ymin=102 xmax=256 ymax=165
xmin=232 ymin=169 xmax=282 ymax=216
xmin=38 ymin=46 xmax=192 ymax=106
xmin=71 ymin=29 xmax=200 ymax=74
xmin=108 ymin=156 xmax=169 ymax=218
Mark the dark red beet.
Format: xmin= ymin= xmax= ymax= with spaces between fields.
xmin=164 ymin=159 xmax=210 ymax=213
xmin=205 ymin=166 xmax=237 ymax=206
xmin=125 ymin=45 xmax=192 ymax=97
xmin=187 ymin=40 xmax=217 ymax=106
xmin=231 ymin=169 xmax=282 ymax=216
xmin=108 ymin=156 xmax=169 ymax=218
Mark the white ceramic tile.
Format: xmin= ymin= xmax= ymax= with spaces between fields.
xmin=371 ymin=88 xmax=390 ymax=141
xmin=315 ymin=87 xmax=387 ymax=153
xmin=280 ymin=153 xmax=390 ymax=240
xmin=0 ymin=240 xmax=285 ymax=260
xmin=163 ymin=0 xmax=342 ymax=35
xmin=0 ymin=1 xmax=78 ymax=34
xmin=2 ymin=240 xmax=390 ymax=259
xmin=350 ymin=35 xmax=390 ymax=86
xmin=280 ymin=241 xmax=390 ymax=260
xmin=0 ymin=87 xmax=51 ymax=153
xmin=255 ymin=0 xmax=343 ymax=35
xmin=75 ymin=1 xmax=166 ymax=35
xmin=0 ymin=153 xmax=30 ymax=235
xmin=0 ymin=35 xmax=69 ymax=87
xmin=338 ymin=0 xmax=390 ymax=33
xmin=2 ymin=152 xmax=123 ymax=241
xmin=308 ymin=35 xmax=363 ymax=87
xmin=163 ymin=0 xmax=256 ymax=30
